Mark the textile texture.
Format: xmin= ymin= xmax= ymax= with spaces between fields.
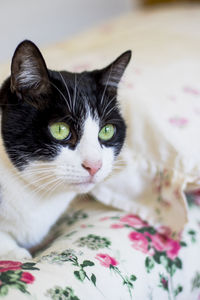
xmin=0 ymin=194 xmax=199 ymax=299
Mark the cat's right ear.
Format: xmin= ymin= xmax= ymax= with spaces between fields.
xmin=10 ymin=40 xmax=50 ymax=108
xmin=98 ymin=50 xmax=132 ymax=93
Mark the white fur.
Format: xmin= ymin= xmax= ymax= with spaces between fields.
xmin=0 ymin=115 xmax=115 ymax=258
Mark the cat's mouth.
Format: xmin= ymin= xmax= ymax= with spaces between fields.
xmin=70 ymin=179 xmax=95 ymax=192
xmin=70 ymin=179 xmax=94 ymax=187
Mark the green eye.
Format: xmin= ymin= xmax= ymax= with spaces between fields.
xmin=99 ymin=124 xmax=115 ymax=141
xmin=49 ymin=122 xmax=70 ymax=140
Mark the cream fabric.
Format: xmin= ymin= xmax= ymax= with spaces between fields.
xmin=1 ymin=195 xmax=200 ymax=299
xmin=93 ymin=60 xmax=200 ymax=233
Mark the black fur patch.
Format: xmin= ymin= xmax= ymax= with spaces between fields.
xmin=0 ymin=40 xmax=131 ymax=170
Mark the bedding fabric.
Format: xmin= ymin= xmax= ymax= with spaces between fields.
xmin=0 ymin=194 xmax=199 ymax=300
xmin=42 ymin=4 xmax=200 ymax=234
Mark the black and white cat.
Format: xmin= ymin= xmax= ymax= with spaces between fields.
xmin=0 ymin=40 xmax=131 ymax=259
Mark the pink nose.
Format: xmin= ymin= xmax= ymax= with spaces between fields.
xmin=82 ymin=160 xmax=102 ymax=176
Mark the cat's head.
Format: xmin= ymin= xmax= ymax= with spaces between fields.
xmin=0 ymin=40 xmax=131 ymax=194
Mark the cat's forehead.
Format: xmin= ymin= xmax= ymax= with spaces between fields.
xmin=49 ymin=70 xmax=109 ymax=122
xmin=51 ymin=70 xmax=97 ymax=97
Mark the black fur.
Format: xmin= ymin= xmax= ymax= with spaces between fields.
xmin=0 ymin=40 xmax=131 ymax=169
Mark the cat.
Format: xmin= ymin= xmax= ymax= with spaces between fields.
xmin=0 ymin=40 xmax=131 ymax=259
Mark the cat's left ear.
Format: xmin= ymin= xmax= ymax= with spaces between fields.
xmin=10 ymin=40 xmax=50 ymax=108
xmin=99 ymin=50 xmax=132 ymax=92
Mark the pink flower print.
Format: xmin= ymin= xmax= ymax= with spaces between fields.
xmin=195 ymin=196 xmax=200 ymax=206
xmin=166 ymin=240 xmax=181 ymax=260
xmin=20 ymin=272 xmax=35 ymax=284
xmin=157 ymin=226 xmax=172 ymax=238
xmin=99 ymin=216 xmax=110 ymax=221
xmin=169 ymin=116 xmax=188 ymax=128
xmin=191 ymin=189 xmax=200 ymax=206
xmin=95 ymin=253 xmax=118 ymax=268
xmin=0 ymin=261 xmax=22 ymax=273
xmin=120 ymin=214 xmax=148 ymax=228
xmin=147 ymin=233 xmax=181 ymax=260
xmin=183 ymin=86 xmax=200 ymax=96
xmin=128 ymin=232 xmax=150 ymax=254
xmin=80 ymin=224 xmax=87 ymax=228
xmin=161 ymin=277 xmax=168 ymax=290
xmin=110 ymin=223 xmax=124 ymax=229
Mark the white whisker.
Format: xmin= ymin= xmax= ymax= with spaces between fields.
xmin=72 ymin=74 xmax=77 ymax=114
xmin=59 ymin=72 xmax=73 ymax=111
xmin=100 ymin=65 xmax=113 ymax=105
xmin=42 ymin=178 xmax=64 ymax=199
xmin=50 ymin=81 xmax=71 ymax=112
xmin=101 ymin=94 xmax=116 ymax=119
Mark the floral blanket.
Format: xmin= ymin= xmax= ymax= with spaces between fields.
xmin=0 ymin=193 xmax=199 ymax=300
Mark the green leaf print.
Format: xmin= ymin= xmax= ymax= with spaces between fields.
xmin=14 ymin=281 xmax=27 ymax=293
xmin=81 ymin=260 xmax=95 ymax=267
xmin=0 ymin=261 xmax=38 ymax=297
xmin=160 ymin=255 xmax=169 ymax=269
xmin=137 ymin=227 xmax=156 ymax=235
xmin=40 ymin=249 xmax=78 ymax=265
xmin=91 ymin=274 xmax=96 ymax=286
xmin=145 ymin=257 xmax=155 ymax=273
xmin=180 ymin=241 xmax=187 ymax=247
xmin=130 ymin=275 xmax=137 ymax=281
xmin=66 ymin=210 xmax=88 ymax=225
xmin=21 ymin=262 xmax=39 ymax=270
xmin=191 ymin=272 xmax=200 ymax=291
xmin=167 ymin=263 xmax=176 ymax=277
xmin=75 ymin=234 xmax=111 ymax=250
xmin=174 ymin=257 xmax=182 ymax=269
xmin=73 ymin=258 xmax=96 ymax=284
xmin=74 ymin=270 xmax=86 ymax=282
xmin=188 ymin=229 xmax=197 ymax=243
xmin=40 ymin=249 xmax=97 ymax=286
xmin=0 ymin=285 xmax=8 ymax=297
xmin=174 ymin=285 xmax=183 ymax=296
xmin=46 ymin=285 xmax=80 ymax=300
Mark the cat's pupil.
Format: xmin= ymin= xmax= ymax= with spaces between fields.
xmin=105 ymin=126 xmax=109 ymax=133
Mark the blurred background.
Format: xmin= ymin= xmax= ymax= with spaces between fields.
xmin=0 ymin=0 xmax=198 ymax=64
xmin=0 ymin=0 xmax=136 ymax=63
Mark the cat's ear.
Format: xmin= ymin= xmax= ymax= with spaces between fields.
xmin=99 ymin=50 xmax=132 ymax=92
xmin=10 ymin=40 xmax=50 ymax=107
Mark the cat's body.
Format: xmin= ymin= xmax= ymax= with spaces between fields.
xmin=0 ymin=140 xmax=75 ymax=257
xmin=0 ymin=41 xmax=131 ymax=258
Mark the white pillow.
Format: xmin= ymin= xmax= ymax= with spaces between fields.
xmin=92 ymin=59 xmax=200 ymax=234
